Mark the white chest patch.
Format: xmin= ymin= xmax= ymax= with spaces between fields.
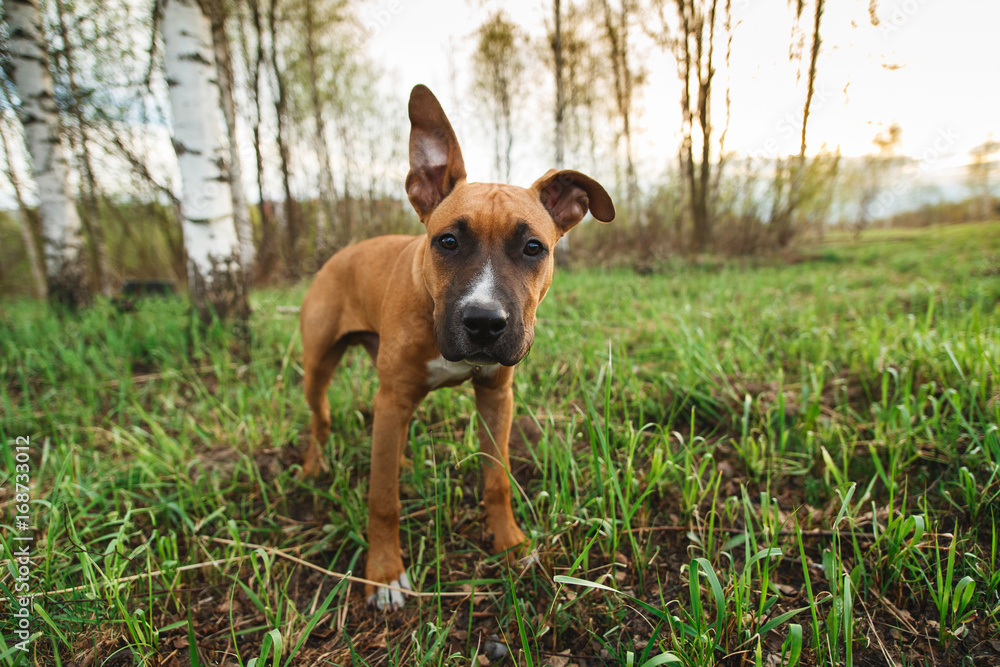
xmin=426 ymin=356 xmax=499 ymax=389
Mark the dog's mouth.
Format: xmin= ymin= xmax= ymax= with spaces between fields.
xmin=439 ymin=344 xmax=524 ymax=368
xmin=435 ymin=317 xmax=533 ymax=368
xmin=460 ymin=351 xmax=500 ymax=365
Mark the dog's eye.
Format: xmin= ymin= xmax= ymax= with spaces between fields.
xmin=438 ymin=234 xmax=458 ymax=251
xmin=523 ymin=240 xmax=543 ymax=256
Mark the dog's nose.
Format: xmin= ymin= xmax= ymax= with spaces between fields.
xmin=462 ymin=305 xmax=507 ymax=344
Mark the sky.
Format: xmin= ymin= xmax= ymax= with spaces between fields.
xmin=363 ymin=0 xmax=1000 ymax=195
xmin=2 ymin=0 xmax=997 ymax=212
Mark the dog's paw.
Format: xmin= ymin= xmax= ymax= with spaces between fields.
xmin=366 ymin=572 xmax=412 ymax=611
xmin=490 ymin=525 xmax=528 ymax=564
xmin=297 ymin=453 xmax=328 ymax=479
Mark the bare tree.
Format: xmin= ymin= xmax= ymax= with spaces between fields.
xmin=544 ymin=2 xmax=602 ymax=262
xmin=267 ymin=0 xmax=302 ymax=279
xmin=302 ymin=0 xmax=338 ymax=256
xmin=967 ymin=137 xmax=999 ymax=220
xmin=52 ymin=0 xmax=112 ymax=295
xmin=672 ymin=0 xmax=721 ymax=253
xmin=472 ymin=10 xmax=525 ymax=183
xmin=598 ymin=0 xmax=640 ymax=222
xmin=207 ymin=0 xmax=255 ymax=275
xmin=5 ymin=0 xmax=91 ymax=306
xmin=549 ymin=0 xmax=569 ymax=262
xmin=770 ymin=0 xmax=825 ymax=247
xmin=235 ymin=0 xmax=279 ymax=280
xmin=853 ymin=122 xmax=902 ymax=233
xmin=552 ymin=0 xmax=566 ymax=169
xmin=161 ymin=0 xmax=248 ymax=321
xmin=236 ymin=0 xmax=280 ymax=281
xmin=562 ymin=4 xmax=599 ymax=172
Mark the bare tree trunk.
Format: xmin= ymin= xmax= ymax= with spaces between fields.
xmin=304 ymin=0 xmax=337 ymax=258
xmin=237 ymin=0 xmax=277 ymax=281
xmin=772 ymin=0 xmax=824 ymax=247
xmin=553 ymin=0 xmax=565 ymax=169
xmin=676 ymin=0 xmax=697 ymax=252
xmin=712 ymin=0 xmax=732 ymax=200
xmin=162 ymin=0 xmax=248 ymax=322
xmin=6 ymin=0 xmax=91 ymax=306
xmin=618 ymin=0 xmax=638 ymax=216
xmin=599 ymin=0 xmax=639 ymax=223
xmin=502 ymin=75 xmax=513 ymax=183
xmin=54 ymin=0 xmax=112 ymax=296
xmin=0 ymin=113 xmax=46 ymax=298
xmin=337 ymin=121 xmax=357 ymax=242
xmin=473 ymin=11 xmax=524 ymax=184
xmin=800 ymin=0 xmax=823 ymax=161
xmin=209 ymin=1 xmax=255 ymax=275
xmin=695 ymin=0 xmax=718 ymax=252
xmin=267 ymin=0 xmax=301 ymax=280
xmin=675 ymin=0 xmax=718 ymax=253
xmin=552 ymin=0 xmax=570 ymax=264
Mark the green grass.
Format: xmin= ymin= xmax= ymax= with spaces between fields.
xmin=1 ymin=221 xmax=999 ymax=665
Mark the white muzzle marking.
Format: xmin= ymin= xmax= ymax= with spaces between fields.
xmin=459 ymin=260 xmax=502 ymax=312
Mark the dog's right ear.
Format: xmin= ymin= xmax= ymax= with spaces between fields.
xmin=405 ymin=85 xmax=467 ymax=221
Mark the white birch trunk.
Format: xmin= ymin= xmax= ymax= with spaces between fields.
xmin=162 ymin=0 xmax=247 ymax=320
xmin=6 ymin=0 xmax=90 ymax=305
xmin=0 ymin=116 xmax=47 ymax=299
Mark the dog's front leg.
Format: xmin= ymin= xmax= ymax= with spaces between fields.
xmin=366 ymin=384 xmax=422 ymax=610
xmin=474 ymin=369 xmax=526 ymax=560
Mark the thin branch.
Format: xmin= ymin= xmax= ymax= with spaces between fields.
xmin=144 ymin=0 xmax=163 ymax=89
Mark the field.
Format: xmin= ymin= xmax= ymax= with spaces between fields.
xmin=1 ymin=222 xmax=999 ymax=666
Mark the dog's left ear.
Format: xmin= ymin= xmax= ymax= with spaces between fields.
xmin=531 ymin=169 xmax=615 ymax=233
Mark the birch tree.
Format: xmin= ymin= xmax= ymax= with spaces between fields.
xmin=0 ymin=109 xmax=46 ymax=298
xmin=161 ymin=0 xmax=248 ymax=321
xmin=5 ymin=0 xmax=91 ymax=306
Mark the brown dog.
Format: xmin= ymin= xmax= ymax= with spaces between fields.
xmin=300 ymin=85 xmax=614 ymax=609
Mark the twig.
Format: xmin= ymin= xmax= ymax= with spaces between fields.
xmin=868 ymin=585 xmax=920 ymax=636
xmin=103 ymin=363 xmax=236 ymax=389
xmin=30 ymin=554 xmax=250 ymax=598
xmin=209 ymin=536 xmax=490 ymax=600
xmin=100 ymin=129 xmax=181 ymax=208
xmin=626 ymin=524 xmax=872 ymax=539
xmin=858 ymin=591 xmax=899 ymax=666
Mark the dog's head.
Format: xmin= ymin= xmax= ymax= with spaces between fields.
xmin=405 ymin=85 xmax=615 ymax=367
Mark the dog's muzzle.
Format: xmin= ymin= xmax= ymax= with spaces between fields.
xmin=436 ymin=303 xmax=528 ymax=367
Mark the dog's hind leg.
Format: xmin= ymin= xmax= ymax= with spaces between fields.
xmin=301 ymin=337 xmax=348 ymax=478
